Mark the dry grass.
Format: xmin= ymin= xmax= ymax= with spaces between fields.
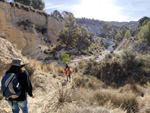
xmin=89 ymin=89 xmax=139 ymax=113
xmin=130 ymin=84 xmax=145 ymax=96
xmin=73 ymin=75 xmax=88 ymax=87
xmin=72 ymin=73 xmax=106 ymax=89
xmin=46 ymin=73 xmax=149 ymax=113
xmin=57 ymin=87 xmax=69 ymax=103
xmin=29 ymin=59 xmax=64 ymax=74
xmin=119 ymin=84 xmax=145 ymax=97
xmin=54 ymin=81 xmax=72 ymax=103
xmin=71 ymin=74 xmax=141 ymax=113
xmin=73 ymin=106 xmax=125 ymax=113
xmin=56 ymin=86 xmax=128 ymax=113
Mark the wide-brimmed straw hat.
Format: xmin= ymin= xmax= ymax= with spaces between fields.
xmin=12 ymin=58 xmax=25 ymax=67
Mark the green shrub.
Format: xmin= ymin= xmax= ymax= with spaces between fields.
xmin=81 ymin=49 xmax=88 ymax=55
xmin=60 ymin=52 xmax=71 ymax=64
xmin=82 ymin=50 xmax=150 ymax=87
xmin=88 ymin=43 xmax=98 ymax=50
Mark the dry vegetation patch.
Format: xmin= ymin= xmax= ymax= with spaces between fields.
xmin=29 ymin=59 xmax=64 ymax=75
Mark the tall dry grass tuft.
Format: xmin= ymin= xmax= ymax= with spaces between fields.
xmin=29 ymin=59 xmax=42 ymax=70
xmin=119 ymin=83 xmax=145 ymax=97
xmin=130 ymin=84 xmax=145 ymax=96
xmin=90 ymin=89 xmax=139 ymax=113
xmin=139 ymin=94 xmax=150 ymax=113
xmin=56 ymin=81 xmax=70 ymax=103
xmin=29 ymin=59 xmax=64 ymax=74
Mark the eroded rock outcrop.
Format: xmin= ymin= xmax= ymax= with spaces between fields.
xmin=0 ymin=1 xmax=63 ymax=59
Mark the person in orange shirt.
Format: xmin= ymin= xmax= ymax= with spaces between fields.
xmin=63 ymin=66 xmax=72 ymax=82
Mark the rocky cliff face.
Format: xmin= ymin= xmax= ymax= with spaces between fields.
xmin=0 ymin=37 xmax=23 ymax=76
xmin=0 ymin=1 xmax=63 ymax=59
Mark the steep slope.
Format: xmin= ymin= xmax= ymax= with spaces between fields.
xmin=115 ymin=38 xmax=150 ymax=54
xmin=115 ymin=38 xmax=135 ymax=51
xmin=0 ymin=37 xmax=23 ymax=76
xmin=0 ymin=37 xmax=23 ymax=112
xmin=0 ymin=36 xmax=60 ymax=113
xmin=0 ymin=1 xmax=63 ymax=59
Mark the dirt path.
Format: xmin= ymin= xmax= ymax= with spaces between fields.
xmin=0 ymin=70 xmax=71 ymax=113
xmin=72 ymin=40 xmax=115 ymax=64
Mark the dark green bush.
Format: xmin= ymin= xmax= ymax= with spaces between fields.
xmin=83 ymin=50 xmax=150 ymax=87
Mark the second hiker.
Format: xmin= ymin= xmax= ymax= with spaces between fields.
xmin=63 ymin=64 xmax=72 ymax=82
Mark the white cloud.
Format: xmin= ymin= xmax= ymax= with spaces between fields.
xmin=70 ymin=0 xmax=136 ymax=21
xmin=45 ymin=4 xmax=65 ymax=10
xmin=43 ymin=0 xmax=143 ymax=21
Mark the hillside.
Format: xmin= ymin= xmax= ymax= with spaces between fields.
xmin=76 ymin=18 xmax=138 ymax=36
xmin=109 ymin=21 xmax=138 ymax=28
xmin=0 ymin=1 xmax=63 ymax=59
xmin=115 ymin=38 xmax=150 ymax=54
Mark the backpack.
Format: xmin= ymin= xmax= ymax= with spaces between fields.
xmin=1 ymin=73 xmax=22 ymax=100
xmin=66 ymin=67 xmax=72 ymax=76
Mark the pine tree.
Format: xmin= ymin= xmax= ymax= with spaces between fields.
xmin=51 ymin=10 xmax=63 ymax=19
xmin=13 ymin=0 xmax=45 ymax=10
xmin=79 ymin=26 xmax=90 ymax=45
xmin=0 ymin=0 xmax=7 ymax=2
xmin=59 ymin=15 xmax=80 ymax=48
xmin=14 ymin=0 xmax=31 ymax=5
xmin=124 ymin=30 xmax=131 ymax=39
xmin=138 ymin=21 xmax=150 ymax=42
xmin=138 ymin=16 xmax=149 ymax=26
xmin=100 ymin=23 xmax=112 ymax=38
xmin=115 ymin=32 xmax=122 ymax=41
xmin=31 ymin=0 xmax=45 ymax=10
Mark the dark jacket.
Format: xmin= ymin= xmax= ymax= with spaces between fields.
xmin=6 ymin=66 xmax=33 ymax=101
xmin=65 ymin=63 xmax=69 ymax=70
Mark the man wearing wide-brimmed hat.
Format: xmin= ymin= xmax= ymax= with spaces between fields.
xmin=5 ymin=58 xmax=35 ymax=113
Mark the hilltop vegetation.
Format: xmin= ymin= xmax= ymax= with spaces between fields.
xmin=1 ymin=0 xmax=45 ymax=10
xmin=76 ymin=18 xmax=138 ymax=36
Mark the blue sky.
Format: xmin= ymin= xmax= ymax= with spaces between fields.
xmin=43 ymin=0 xmax=150 ymax=22
xmin=8 ymin=0 xmax=150 ymax=22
